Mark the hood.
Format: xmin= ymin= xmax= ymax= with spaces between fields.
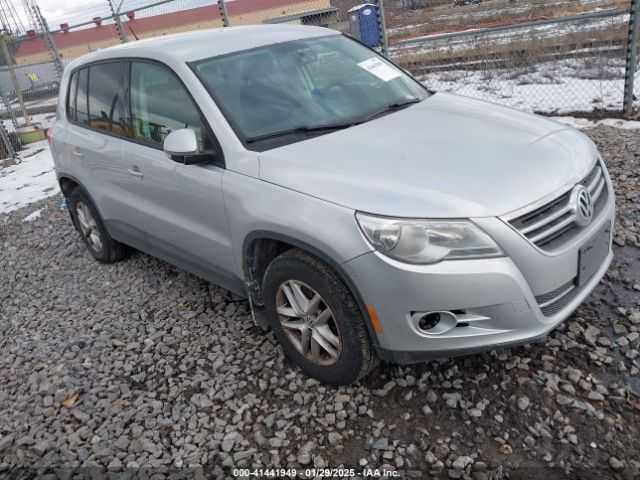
xmin=257 ymin=92 xmax=598 ymax=218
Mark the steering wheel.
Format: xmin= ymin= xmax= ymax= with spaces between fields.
xmin=241 ymin=84 xmax=307 ymax=129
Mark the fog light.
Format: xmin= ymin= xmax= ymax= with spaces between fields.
xmin=419 ymin=312 xmax=441 ymax=330
xmin=412 ymin=311 xmax=458 ymax=334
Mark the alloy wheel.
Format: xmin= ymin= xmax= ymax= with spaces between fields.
xmin=75 ymin=201 xmax=103 ymax=255
xmin=275 ymin=280 xmax=342 ymax=366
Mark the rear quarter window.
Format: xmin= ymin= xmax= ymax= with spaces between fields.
xmin=66 ymin=71 xmax=78 ymax=121
xmin=67 ymin=68 xmax=89 ymax=125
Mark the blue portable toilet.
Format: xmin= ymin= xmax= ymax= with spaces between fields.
xmin=348 ymin=4 xmax=381 ymax=47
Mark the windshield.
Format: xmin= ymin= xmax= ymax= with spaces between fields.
xmin=191 ymin=34 xmax=429 ymax=149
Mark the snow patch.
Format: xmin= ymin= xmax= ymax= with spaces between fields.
xmin=0 ymin=141 xmax=59 ymax=215
xmin=417 ymin=54 xmax=638 ymax=114
xmin=23 ymin=208 xmax=43 ymax=222
xmin=553 ymin=117 xmax=640 ymax=130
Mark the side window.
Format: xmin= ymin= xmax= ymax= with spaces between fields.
xmin=129 ymin=62 xmax=202 ymax=147
xmin=75 ymin=68 xmax=89 ymax=126
xmin=87 ymin=62 xmax=126 ymax=134
xmin=66 ymin=71 xmax=78 ymax=121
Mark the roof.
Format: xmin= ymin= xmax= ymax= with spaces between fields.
xmin=65 ymin=25 xmax=336 ymax=67
xmin=15 ymin=0 xmax=317 ymax=58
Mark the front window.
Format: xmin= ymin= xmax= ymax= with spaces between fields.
xmin=191 ymin=35 xmax=428 ymax=150
xmin=130 ymin=62 xmax=204 ymax=147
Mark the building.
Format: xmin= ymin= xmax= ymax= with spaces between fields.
xmin=14 ymin=0 xmax=334 ymax=65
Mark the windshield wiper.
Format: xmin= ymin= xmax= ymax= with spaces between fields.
xmin=246 ymin=122 xmax=357 ymax=143
xmin=363 ymin=97 xmax=423 ymax=122
xmin=245 ymin=98 xmax=423 ymax=144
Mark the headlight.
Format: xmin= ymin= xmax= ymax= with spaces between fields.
xmin=356 ymin=213 xmax=504 ymax=264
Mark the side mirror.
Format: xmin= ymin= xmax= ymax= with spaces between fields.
xmin=163 ymin=128 xmax=200 ymax=160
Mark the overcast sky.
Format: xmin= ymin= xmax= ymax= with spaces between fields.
xmin=39 ymin=0 xmax=106 ymax=20
xmin=14 ymin=0 xmax=215 ymax=31
xmin=14 ymin=0 xmax=109 ymax=29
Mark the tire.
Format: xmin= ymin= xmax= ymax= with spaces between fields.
xmin=68 ymin=188 xmax=130 ymax=263
xmin=262 ymin=249 xmax=379 ymax=385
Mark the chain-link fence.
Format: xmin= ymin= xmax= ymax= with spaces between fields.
xmin=388 ymin=0 xmax=639 ymax=116
xmin=391 ymin=6 xmax=634 ymax=114
xmin=1 ymin=0 xmax=639 ymax=167
xmin=1 ymin=37 xmax=60 ymax=114
xmin=626 ymin=0 xmax=640 ymax=115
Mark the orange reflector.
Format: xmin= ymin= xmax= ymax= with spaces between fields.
xmin=366 ymin=305 xmax=382 ymax=334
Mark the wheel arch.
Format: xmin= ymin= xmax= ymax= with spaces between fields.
xmin=58 ymin=173 xmax=90 ymax=230
xmin=58 ymin=174 xmax=81 ymax=198
xmin=57 ymin=173 xmax=107 ymax=235
xmin=57 ymin=172 xmax=95 ymax=202
xmin=242 ymin=231 xmax=380 ymax=347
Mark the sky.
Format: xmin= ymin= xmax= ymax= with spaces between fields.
xmin=38 ymin=0 xmax=106 ymax=21
xmin=14 ymin=0 xmax=108 ymax=29
xmin=12 ymin=0 xmax=216 ymax=31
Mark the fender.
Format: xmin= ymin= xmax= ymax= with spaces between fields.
xmin=57 ymin=172 xmax=95 ymax=232
xmin=242 ymin=230 xmax=380 ymax=347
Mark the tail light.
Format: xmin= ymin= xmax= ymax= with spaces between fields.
xmin=46 ymin=128 xmax=53 ymax=144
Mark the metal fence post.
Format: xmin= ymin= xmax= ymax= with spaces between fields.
xmin=0 ymin=85 xmax=19 ymax=130
xmin=0 ymin=34 xmax=30 ymax=126
xmin=376 ymin=0 xmax=389 ymax=57
xmin=0 ymin=121 xmax=17 ymax=166
xmin=623 ymin=0 xmax=639 ymax=117
xmin=34 ymin=5 xmax=64 ymax=78
xmin=108 ymin=0 xmax=128 ymax=43
xmin=218 ymin=0 xmax=230 ymax=27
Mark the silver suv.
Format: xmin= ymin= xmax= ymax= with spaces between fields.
xmin=51 ymin=25 xmax=614 ymax=385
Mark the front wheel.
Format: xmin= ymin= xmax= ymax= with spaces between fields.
xmin=262 ymin=249 xmax=379 ymax=385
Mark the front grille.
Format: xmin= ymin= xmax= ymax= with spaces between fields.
xmin=505 ymin=161 xmax=608 ymax=251
xmin=535 ymin=279 xmax=580 ymax=317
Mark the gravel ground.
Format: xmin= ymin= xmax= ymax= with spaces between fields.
xmin=1 ymin=125 xmax=639 ymax=480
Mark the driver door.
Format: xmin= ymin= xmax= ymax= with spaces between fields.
xmin=121 ymin=60 xmax=239 ymax=291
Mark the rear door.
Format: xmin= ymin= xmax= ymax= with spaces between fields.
xmin=121 ymin=60 xmax=238 ymax=291
xmin=64 ymin=61 xmax=140 ymax=236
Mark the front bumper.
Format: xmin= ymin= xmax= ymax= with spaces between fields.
xmin=342 ymin=201 xmax=615 ymax=365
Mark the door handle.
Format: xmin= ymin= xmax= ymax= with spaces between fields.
xmin=72 ymin=149 xmax=84 ymax=158
xmin=128 ymin=166 xmax=143 ymax=178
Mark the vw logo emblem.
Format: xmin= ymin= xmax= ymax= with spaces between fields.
xmin=571 ymin=185 xmax=594 ymax=227
xmin=304 ymin=314 xmax=316 ymax=329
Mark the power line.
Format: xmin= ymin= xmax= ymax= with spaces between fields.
xmin=0 ymin=0 xmax=26 ymax=34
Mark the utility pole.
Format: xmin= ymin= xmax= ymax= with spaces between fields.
xmin=218 ymin=0 xmax=230 ymax=27
xmin=377 ymin=0 xmax=389 ymax=56
xmin=108 ymin=0 xmax=127 ymax=43
xmin=33 ymin=4 xmax=63 ymax=77
xmin=22 ymin=0 xmax=39 ymax=32
xmin=0 ymin=34 xmax=30 ymax=126
xmin=623 ymin=0 xmax=639 ymax=117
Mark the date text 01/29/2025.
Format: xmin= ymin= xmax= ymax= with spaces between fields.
xmin=232 ymin=468 xmax=401 ymax=477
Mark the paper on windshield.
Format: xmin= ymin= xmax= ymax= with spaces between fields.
xmin=357 ymin=57 xmax=402 ymax=82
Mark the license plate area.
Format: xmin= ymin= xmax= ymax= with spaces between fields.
xmin=577 ymin=221 xmax=611 ymax=287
